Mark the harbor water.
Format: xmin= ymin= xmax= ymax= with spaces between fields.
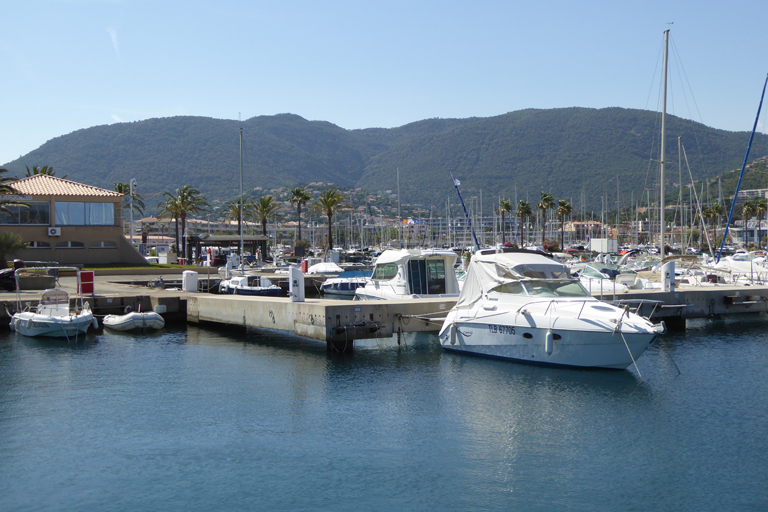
xmin=1 ymin=318 xmax=767 ymax=511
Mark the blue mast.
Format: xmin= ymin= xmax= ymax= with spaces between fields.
xmin=451 ymin=174 xmax=481 ymax=252
xmin=716 ymin=74 xmax=768 ymax=263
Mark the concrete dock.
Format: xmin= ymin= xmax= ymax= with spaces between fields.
xmin=2 ymin=269 xmax=768 ymax=352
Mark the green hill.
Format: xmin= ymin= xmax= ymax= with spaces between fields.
xmin=3 ymin=108 xmax=765 ymax=213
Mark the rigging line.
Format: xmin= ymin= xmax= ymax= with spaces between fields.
xmin=682 ymin=142 xmax=714 ymax=255
xmin=669 ymin=37 xmax=712 ymax=188
xmin=717 ymin=73 xmax=768 ymax=263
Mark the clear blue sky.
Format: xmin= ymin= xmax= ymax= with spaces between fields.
xmin=2 ymin=0 xmax=767 ymax=166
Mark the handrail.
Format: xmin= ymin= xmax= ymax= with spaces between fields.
xmin=14 ymin=266 xmax=84 ymax=313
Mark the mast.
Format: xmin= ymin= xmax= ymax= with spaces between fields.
xmin=660 ymin=29 xmax=669 ymax=258
xmin=239 ymin=127 xmax=244 ymax=264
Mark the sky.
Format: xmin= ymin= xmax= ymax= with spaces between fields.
xmin=2 ymin=0 xmax=768 ymax=166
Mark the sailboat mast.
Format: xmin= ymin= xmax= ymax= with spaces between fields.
xmin=239 ymin=127 xmax=244 ymax=263
xmin=660 ymin=29 xmax=669 ymax=258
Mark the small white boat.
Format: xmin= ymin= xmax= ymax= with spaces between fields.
xmin=320 ymin=270 xmax=371 ymax=296
xmin=355 ymin=248 xmax=460 ymax=300
xmin=219 ymin=275 xmax=283 ymax=296
xmin=103 ymin=307 xmax=165 ymax=332
xmin=10 ymin=288 xmax=97 ymax=339
xmin=438 ymin=249 xmax=664 ymax=369
xmin=307 ymin=261 xmax=344 ymax=276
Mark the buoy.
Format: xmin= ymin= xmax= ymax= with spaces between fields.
xmin=545 ymin=330 xmax=554 ymax=355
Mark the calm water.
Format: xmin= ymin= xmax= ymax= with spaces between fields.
xmin=1 ymin=317 xmax=767 ymax=511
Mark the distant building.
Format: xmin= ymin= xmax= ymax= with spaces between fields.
xmin=1 ymin=175 xmax=147 ymax=266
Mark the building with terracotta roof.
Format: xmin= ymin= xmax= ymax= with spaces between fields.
xmin=1 ymin=174 xmax=147 ymax=266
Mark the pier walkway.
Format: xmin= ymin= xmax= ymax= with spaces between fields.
xmin=1 ymin=269 xmax=767 ymax=351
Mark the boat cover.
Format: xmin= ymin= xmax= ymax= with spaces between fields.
xmin=456 ymin=251 xmax=570 ymax=310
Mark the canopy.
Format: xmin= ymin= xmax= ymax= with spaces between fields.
xmin=456 ymin=250 xmax=569 ymax=309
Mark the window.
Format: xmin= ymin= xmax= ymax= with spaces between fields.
xmin=372 ymin=263 xmax=398 ymax=280
xmin=55 ymin=241 xmax=85 ymax=249
xmin=55 ymin=202 xmax=114 ymax=226
xmin=89 ymin=241 xmax=118 ymax=249
xmin=27 ymin=241 xmax=51 ymax=249
xmin=0 ymin=202 xmax=50 ymax=225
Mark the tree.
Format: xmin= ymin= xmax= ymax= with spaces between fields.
xmin=755 ymin=197 xmax=767 ymax=247
xmin=0 ymin=232 xmax=26 ymax=267
xmin=743 ymin=200 xmax=757 ymax=246
xmin=221 ymin=197 xmax=255 ymax=236
xmin=709 ymin=203 xmax=725 ymax=248
xmin=556 ymin=200 xmax=573 ymax=251
xmin=0 ymin=168 xmax=28 ymax=216
xmin=537 ymin=192 xmax=555 ymax=244
xmin=157 ymin=194 xmax=181 ymax=253
xmin=289 ymin=187 xmax=312 ymax=242
xmin=114 ymin=182 xmax=145 ymax=218
xmin=495 ymin=199 xmax=513 ymax=245
xmin=158 ymin=185 xmax=210 ymax=259
xmin=516 ymin=200 xmax=532 ymax=246
xmin=25 ymin=165 xmax=66 ymax=179
xmin=254 ymin=195 xmax=281 ymax=237
xmin=309 ymin=189 xmax=351 ymax=251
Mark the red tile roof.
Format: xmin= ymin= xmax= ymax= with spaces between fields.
xmin=10 ymin=175 xmax=123 ymax=198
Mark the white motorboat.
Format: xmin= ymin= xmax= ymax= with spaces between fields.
xmin=307 ymin=261 xmax=344 ymax=276
xmin=438 ymin=249 xmax=664 ymax=369
xmin=10 ymin=288 xmax=97 ymax=339
xmin=355 ymin=248 xmax=461 ymax=300
xmin=219 ymin=274 xmax=283 ymax=296
xmin=103 ymin=307 xmax=165 ymax=331
xmin=320 ymin=270 xmax=371 ymax=296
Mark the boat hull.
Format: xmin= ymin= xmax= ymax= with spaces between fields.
xmin=103 ymin=311 xmax=165 ymax=332
xmin=10 ymin=311 xmax=95 ymax=338
xmin=439 ymin=322 xmax=656 ymax=370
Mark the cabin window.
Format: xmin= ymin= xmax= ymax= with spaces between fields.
xmin=372 ymin=263 xmax=398 ymax=280
xmin=55 ymin=241 xmax=85 ymax=249
xmin=55 ymin=202 xmax=115 ymax=226
xmin=0 ymin=202 xmax=50 ymax=225
xmin=520 ymin=279 xmax=590 ymax=297
xmin=491 ymin=281 xmax=525 ymax=295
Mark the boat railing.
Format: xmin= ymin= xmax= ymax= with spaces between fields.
xmin=14 ymin=266 xmax=87 ymax=313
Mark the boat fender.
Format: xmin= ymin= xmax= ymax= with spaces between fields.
xmin=545 ymin=330 xmax=554 ymax=355
xmin=92 ymin=317 xmax=99 ymax=329
xmin=27 ymin=317 xmax=33 ymax=330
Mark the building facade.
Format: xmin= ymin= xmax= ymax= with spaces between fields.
xmin=2 ymin=175 xmax=147 ymax=266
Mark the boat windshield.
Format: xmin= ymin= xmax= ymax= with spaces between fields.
xmin=491 ymin=279 xmax=590 ymax=298
xmin=372 ymin=263 xmax=398 ymax=280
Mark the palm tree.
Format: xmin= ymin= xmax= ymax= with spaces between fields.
xmin=495 ymin=199 xmax=513 ymax=245
xmin=159 ymin=185 xmax=210 ymax=259
xmin=254 ymin=195 xmax=282 ymax=237
xmin=221 ymin=197 xmax=254 ymax=236
xmin=157 ymin=194 xmax=182 ymax=252
xmin=25 ymin=165 xmax=66 ymax=179
xmin=114 ymin=182 xmax=145 ymax=218
xmin=556 ymin=200 xmax=573 ymax=251
xmin=289 ymin=187 xmax=312 ymax=242
xmin=537 ymin=192 xmax=556 ymax=245
xmin=755 ymin=197 xmax=767 ymax=246
xmin=0 ymin=232 xmax=26 ymax=267
xmin=0 ymin=168 xmax=28 ymax=216
xmin=743 ymin=200 xmax=757 ymax=246
xmin=516 ymin=200 xmax=532 ymax=246
xmin=709 ymin=203 xmax=725 ymax=246
xmin=309 ymin=189 xmax=351 ymax=251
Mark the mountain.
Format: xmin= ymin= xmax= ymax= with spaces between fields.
xmin=3 ymin=108 xmax=765 ymax=213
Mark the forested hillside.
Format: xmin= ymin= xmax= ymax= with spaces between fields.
xmin=3 ymin=108 xmax=765 ymax=213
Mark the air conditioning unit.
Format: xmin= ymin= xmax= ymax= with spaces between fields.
xmin=48 ymin=227 xmax=61 ymax=237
